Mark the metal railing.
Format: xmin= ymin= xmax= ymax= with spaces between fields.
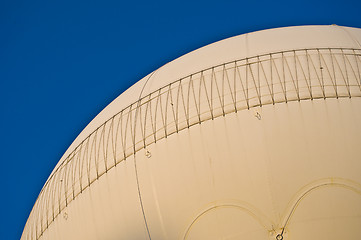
xmin=22 ymin=47 xmax=361 ymax=240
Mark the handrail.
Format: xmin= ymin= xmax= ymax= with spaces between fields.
xmin=22 ymin=47 xmax=361 ymax=240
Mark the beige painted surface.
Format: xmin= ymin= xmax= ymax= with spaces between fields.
xmin=22 ymin=25 xmax=361 ymax=240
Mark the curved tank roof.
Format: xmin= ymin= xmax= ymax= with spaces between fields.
xmin=52 ymin=25 xmax=361 ymax=174
xmin=22 ymin=25 xmax=361 ymax=240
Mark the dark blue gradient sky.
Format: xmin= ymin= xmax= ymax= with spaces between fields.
xmin=1 ymin=0 xmax=361 ymax=239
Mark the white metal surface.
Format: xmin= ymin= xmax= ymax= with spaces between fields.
xmin=22 ymin=25 xmax=361 ymax=240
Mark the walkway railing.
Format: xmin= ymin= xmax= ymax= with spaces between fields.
xmin=22 ymin=47 xmax=361 ymax=240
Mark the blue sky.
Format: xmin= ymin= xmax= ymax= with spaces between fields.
xmin=1 ymin=0 xmax=361 ymax=239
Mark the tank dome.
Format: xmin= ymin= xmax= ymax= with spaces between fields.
xmin=22 ymin=25 xmax=361 ymax=240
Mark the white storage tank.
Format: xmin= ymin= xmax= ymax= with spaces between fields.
xmin=22 ymin=25 xmax=361 ymax=240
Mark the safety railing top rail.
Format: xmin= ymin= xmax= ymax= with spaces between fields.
xmin=22 ymin=47 xmax=361 ymax=240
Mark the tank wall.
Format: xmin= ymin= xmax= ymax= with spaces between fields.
xmin=37 ymin=158 xmax=149 ymax=240
xmin=136 ymin=97 xmax=361 ymax=239
xmin=20 ymin=26 xmax=361 ymax=240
